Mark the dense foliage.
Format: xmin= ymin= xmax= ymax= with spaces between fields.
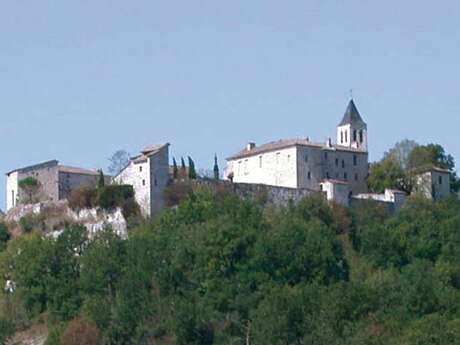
xmin=368 ymin=141 xmax=460 ymax=193
xmin=68 ymin=184 xmax=140 ymax=220
xmin=1 ymin=192 xmax=460 ymax=344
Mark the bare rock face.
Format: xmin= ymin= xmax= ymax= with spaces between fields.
xmin=5 ymin=200 xmax=128 ymax=239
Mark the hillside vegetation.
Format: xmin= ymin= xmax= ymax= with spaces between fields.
xmin=1 ymin=191 xmax=460 ymax=345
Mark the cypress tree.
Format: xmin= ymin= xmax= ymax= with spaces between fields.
xmin=180 ymin=157 xmax=186 ymax=179
xmin=213 ymin=154 xmax=219 ymax=180
xmin=173 ymin=157 xmax=178 ymax=180
xmin=97 ymin=170 xmax=105 ymax=189
xmin=188 ymin=156 xmax=197 ymax=179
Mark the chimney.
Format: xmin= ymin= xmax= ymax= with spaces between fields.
xmin=326 ymin=137 xmax=332 ymax=148
xmin=247 ymin=142 xmax=256 ymax=151
xmin=306 ymin=136 xmax=310 ymax=142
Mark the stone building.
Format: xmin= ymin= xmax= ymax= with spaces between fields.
xmin=413 ymin=167 xmax=451 ymax=200
xmin=5 ymin=160 xmax=106 ymax=211
xmin=225 ymin=100 xmax=369 ymax=195
xmin=114 ymin=144 xmax=170 ymax=217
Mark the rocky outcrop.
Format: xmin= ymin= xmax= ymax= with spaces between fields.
xmin=5 ymin=200 xmax=127 ymax=238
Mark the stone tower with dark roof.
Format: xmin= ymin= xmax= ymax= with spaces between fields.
xmin=337 ymin=99 xmax=368 ymax=152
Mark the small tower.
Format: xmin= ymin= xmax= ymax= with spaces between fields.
xmin=337 ymin=99 xmax=367 ymax=151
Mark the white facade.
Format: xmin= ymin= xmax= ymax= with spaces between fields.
xmin=320 ymin=180 xmax=351 ymax=207
xmin=336 ymin=123 xmax=368 ymax=151
xmin=114 ymin=144 xmax=170 ymax=217
xmin=6 ymin=171 xmax=19 ymax=210
xmin=414 ymin=169 xmax=450 ymax=200
xmin=229 ymin=146 xmax=298 ymax=188
xmin=225 ymin=100 xmax=370 ymax=197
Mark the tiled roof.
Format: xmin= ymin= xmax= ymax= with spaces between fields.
xmin=141 ymin=143 xmax=169 ymax=156
xmin=6 ymin=160 xmax=59 ymax=175
xmin=58 ymin=165 xmax=99 ymax=176
xmin=131 ymin=155 xmax=148 ymax=164
xmin=227 ymin=138 xmax=367 ymax=161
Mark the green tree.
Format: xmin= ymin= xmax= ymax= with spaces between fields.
xmin=384 ymin=139 xmax=419 ymax=170
xmin=180 ymin=157 xmax=187 ymax=179
xmin=188 ymin=156 xmax=197 ymax=179
xmin=213 ymin=154 xmax=219 ymax=180
xmin=0 ymin=234 xmax=54 ymax=316
xmin=368 ymin=157 xmax=408 ymax=193
xmin=0 ymin=223 xmax=10 ymax=251
xmin=97 ymin=170 xmax=105 ymax=189
xmin=47 ymin=225 xmax=87 ymax=321
xmin=0 ymin=318 xmax=14 ymax=345
xmin=173 ymin=157 xmax=179 ymax=180
xmin=408 ymin=144 xmax=460 ymax=192
xmin=80 ymin=227 xmax=125 ymax=331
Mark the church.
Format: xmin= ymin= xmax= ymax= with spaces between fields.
xmin=225 ymin=100 xmax=369 ymax=195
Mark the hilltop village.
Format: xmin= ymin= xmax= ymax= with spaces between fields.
xmin=1 ymin=100 xmax=459 ymax=345
xmin=3 ymin=100 xmax=451 ymax=219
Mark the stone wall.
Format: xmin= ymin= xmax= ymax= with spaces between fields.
xmin=191 ymin=180 xmax=324 ymax=207
xmin=58 ymin=171 xmax=99 ymax=200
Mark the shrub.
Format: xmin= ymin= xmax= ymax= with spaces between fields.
xmin=0 ymin=318 xmax=14 ymax=345
xmin=18 ymin=177 xmax=41 ymax=204
xmin=18 ymin=214 xmax=43 ymax=233
xmin=68 ymin=187 xmax=97 ymax=210
xmin=60 ymin=318 xmax=100 ymax=345
xmin=163 ymin=182 xmax=193 ymax=207
xmin=97 ymin=185 xmax=134 ymax=210
xmin=0 ymin=223 xmax=10 ymax=251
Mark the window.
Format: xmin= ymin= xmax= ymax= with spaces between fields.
xmin=259 ymin=155 xmax=263 ymax=168
xmin=142 ymin=179 xmax=146 ymax=186
xmin=154 ymin=178 xmax=158 ymax=186
xmin=353 ymin=130 xmax=357 ymax=142
xmin=139 ymin=166 xmax=143 ymax=172
xmin=342 ymin=160 xmax=345 ymax=168
xmin=345 ymin=131 xmax=348 ymax=142
xmin=335 ymin=158 xmax=339 ymax=167
xmin=326 ymin=172 xmax=330 ymax=179
xmin=276 ymin=152 xmax=280 ymax=164
xmin=353 ymin=155 xmax=357 ymax=166
xmin=439 ymin=175 xmax=443 ymax=185
xmin=307 ymin=171 xmax=311 ymax=180
xmin=340 ymin=131 xmax=344 ymax=143
xmin=324 ymin=152 xmax=328 ymax=160
xmin=287 ymin=154 xmax=290 ymax=163
xmin=344 ymin=172 xmax=348 ymax=180
xmin=11 ymin=190 xmax=14 ymax=206
xmin=355 ymin=173 xmax=358 ymax=181
xmin=359 ymin=130 xmax=363 ymax=143
xmin=244 ymin=160 xmax=249 ymax=175
xmin=238 ymin=161 xmax=242 ymax=175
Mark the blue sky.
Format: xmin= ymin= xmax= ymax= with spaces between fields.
xmin=1 ymin=0 xmax=460 ymax=210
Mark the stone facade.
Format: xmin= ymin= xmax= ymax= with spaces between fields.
xmin=114 ymin=144 xmax=170 ymax=217
xmin=225 ymin=100 xmax=369 ymax=196
xmin=190 ymin=179 xmax=324 ymax=207
xmin=5 ymin=160 xmax=103 ymax=211
xmin=414 ymin=168 xmax=451 ymax=200
xmin=320 ymin=180 xmax=351 ymax=207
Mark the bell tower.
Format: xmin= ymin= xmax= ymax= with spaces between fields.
xmin=337 ymin=99 xmax=367 ymax=151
